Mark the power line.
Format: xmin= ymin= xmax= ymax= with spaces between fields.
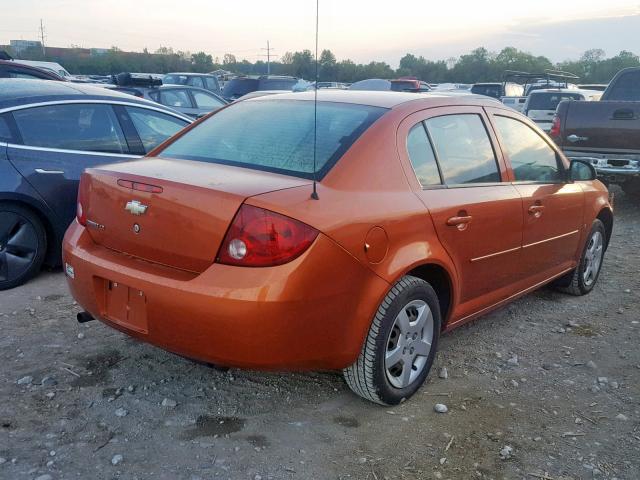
xmin=258 ymin=40 xmax=278 ymax=74
xmin=39 ymin=19 xmax=46 ymax=56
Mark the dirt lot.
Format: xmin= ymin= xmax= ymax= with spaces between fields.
xmin=1 ymin=189 xmax=639 ymax=480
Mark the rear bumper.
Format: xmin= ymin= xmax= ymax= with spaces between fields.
xmin=63 ymin=221 xmax=389 ymax=370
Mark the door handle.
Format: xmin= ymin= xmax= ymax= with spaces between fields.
xmin=612 ymin=108 xmax=635 ymax=120
xmin=35 ymin=168 xmax=64 ymax=174
xmin=446 ymin=215 xmax=472 ymax=227
xmin=567 ymin=134 xmax=588 ymax=143
xmin=528 ymin=205 xmax=545 ymax=218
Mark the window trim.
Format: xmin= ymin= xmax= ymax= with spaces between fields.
xmin=490 ymin=112 xmax=568 ymax=185
xmin=424 ymin=112 xmax=504 ymax=188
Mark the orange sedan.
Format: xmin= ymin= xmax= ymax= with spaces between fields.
xmin=63 ymin=91 xmax=613 ymax=405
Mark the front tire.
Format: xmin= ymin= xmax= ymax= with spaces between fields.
xmin=0 ymin=204 xmax=47 ymax=290
xmin=554 ymin=219 xmax=606 ymax=296
xmin=343 ymin=275 xmax=441 ymax=405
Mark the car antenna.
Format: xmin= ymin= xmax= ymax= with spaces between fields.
xmin=310 ymin=0 xmax=320 ymax=200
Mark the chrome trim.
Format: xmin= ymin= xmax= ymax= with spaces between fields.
xmin=8 ymin=143 xmax=139 ymax=158
xmin=35 ymin=168 xmax=64 ymax=174
xmin=471 ymin=246 xmax=521 ymax=263
xmin=0 ymin=99 xmax=192 ymax=123
xmin=523 ymin=230 xmax=580 ymax=249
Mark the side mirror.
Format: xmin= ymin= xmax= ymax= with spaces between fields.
xmin=569 ymin=159 xmax=597 ymax=181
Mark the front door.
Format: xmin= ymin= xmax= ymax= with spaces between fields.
xmin=399 ymin=107 xmax=524 ymax=319
xmin=487 ymin=109 xmax=584 ymax=280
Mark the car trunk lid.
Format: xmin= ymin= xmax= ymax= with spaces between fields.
xmin=80 ymin=158 xmax=310 ymax=272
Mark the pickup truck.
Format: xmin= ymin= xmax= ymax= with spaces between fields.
xmin=550 ymin=67 xmax=640 ymax=196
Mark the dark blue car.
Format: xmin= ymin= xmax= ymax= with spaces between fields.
xmin=0 ymin=79 xmax=192 ymax=289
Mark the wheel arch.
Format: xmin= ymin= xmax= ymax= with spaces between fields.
xmin=596 ymin=207 xmax=613 ymax=250
xmin=404 ymin=261 xmax=455 ymax=329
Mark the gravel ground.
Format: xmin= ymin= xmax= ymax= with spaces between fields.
xmin=1 ymin=189 xmax=639 ymax=480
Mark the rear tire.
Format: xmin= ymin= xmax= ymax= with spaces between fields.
xmin=343 ymin=275 xmax=441 ymax=405
xmin=0 ymin=204 xmax=47 ymax=290
xmin=554 ymin=219 xmax=606 ymax=296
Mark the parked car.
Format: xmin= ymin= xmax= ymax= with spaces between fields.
xmin=0 ymin=59 xmax=65 ymax=81
xmin=501 ymin=96 xmax=526 ymax=112
xmin=63 ymin=90 xmax=612 ymax=405
xmin=523 ymin=88 xmax=601 ymax=132
xmin=316 ymin=81 xmax=349 ymax=89
xmin=163 ymin=72 xmax=221 ymax=94
xmin=349 ymin=79 xmax=391 ymax=91
xmin=10 ymin=59 xmax=75 ymax=80
xmin=109 ymin=83 xmax=227 ymax=119
xmin=0 ymin=79 xmax=191 ymax=289
xmin=221 ymin=75 xmax=299 ymax=101
xmin=471 ymin=82 xmax=524 ymax=99
xmin=550 ymin=67 xmax=640 ymax=196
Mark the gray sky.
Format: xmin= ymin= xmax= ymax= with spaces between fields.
xmin=3 ymin=1 xmax=640 ymax=65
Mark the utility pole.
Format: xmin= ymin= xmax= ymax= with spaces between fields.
xmin=39 ymin=19 xmax=46 ymax=56
xmin=259 ymin=41 xmax=277 ymax=75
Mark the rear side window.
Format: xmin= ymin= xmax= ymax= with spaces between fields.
xmin=204 ymin=77 xmax=219 ymax=91
xmin=493 ymin=116 xmax=563 ymax=182
xmin=190 ymin=77 xmax=205 ymax=88
xmin=125 ymin=107 xmax=188 ymax=152
xmin=471 ymin=84 xmax=502 ymax=98
xmin=606 ymin=71 xmax=640 ymax=101
xmin=163 ymin=74 xmax=188 ymax=85
xmin=159 ymin=90 xmax=192 ymax=108
xmin=160 ymin=100 xmax=387 ymax=179
xmin=12 ymin=103 xmax=128 ymax=153
xmin=424 ymin=114 xmax=500 ymax=184
xmin=259 ymin=78 xmax=297 ymax=90
xmin=406 ymin=124 xmax=441 ymax=186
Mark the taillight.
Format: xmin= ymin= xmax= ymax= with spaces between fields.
xmin=217 ymin=205 xmax=319 ymax=267
xmin=549 ymin=115 xmax=561 ymax=139
xmin=76 ymin=173 xmax=89 ymax=226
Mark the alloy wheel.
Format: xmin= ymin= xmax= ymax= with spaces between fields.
xmin=583 ymin=230 xmax=604 ymax=287
xmin=0 ymin=212 xmax=39 ymax=283
xmin=385 ymin=299 xmax=434 ymax=389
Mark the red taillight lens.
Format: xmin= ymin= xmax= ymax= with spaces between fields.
xmin=217 ymin=205 xmax=319 ymax=267
xmin=549 ymin=115 xmax=561 ymax=139
xmin=76 ymin=173 xmax=89 ymax=226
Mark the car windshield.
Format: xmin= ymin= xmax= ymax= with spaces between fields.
xmin=159 ymin=100 xmax=387 ymax=179
xmin=528 ymin=92 xmax=583 ymax=110
xmin=471 ymin=84 xmax=502 ymax=98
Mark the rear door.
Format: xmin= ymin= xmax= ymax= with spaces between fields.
xmin=6 ymin=102 xmax=138 ymax=225
xmin=189 ymin=90 xmax=227 ymax=117
xmin=398 ymin=107 xmax=524 ymax=319
xmin=487 ymin=108 xmax=584 ymax=280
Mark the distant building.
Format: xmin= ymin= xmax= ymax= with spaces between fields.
xmin=10 ymin=39 xmax=42 ymax=54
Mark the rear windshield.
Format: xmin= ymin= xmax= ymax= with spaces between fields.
xmin=159 ymin=100 xmax=387 ymax=179
xmin=606 ymin=71 xmax=640 ymax=101
xmin=259 ymin=78 xmax=297 ymax=90
xmin=528 ymin=92 xmax=583 ymax=110
xmin=222 ymin=78 xmax=259 ymax=97
xmin=471 ymin=84 xmax=502 ymax=98
xmin=163 ymin=74 xmax=189 ymax=85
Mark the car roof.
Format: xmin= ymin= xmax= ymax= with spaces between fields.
xmin=0 ymin=60 xmax=64 ymax=80
xmin=0 ymin=78 xmax=183 ymax=112
xmin=245 ymin=89 xmax=496 ymax=109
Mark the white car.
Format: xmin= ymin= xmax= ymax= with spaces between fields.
xmin=523 ymin=88 xmax=602 ymax=132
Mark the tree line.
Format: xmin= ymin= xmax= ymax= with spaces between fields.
xmin=7 ymin=44 xmax=639 ymax=84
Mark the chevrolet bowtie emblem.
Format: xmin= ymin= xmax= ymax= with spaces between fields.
xmin=125 ymin=200 xmax=148 ymax=216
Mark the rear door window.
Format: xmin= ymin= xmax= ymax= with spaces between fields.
xmin=424 ymin=114 xmax=500 ymax=184
xmin=125 ymin=107 xmax=188 ymax=152
xmin=159 ymin=89 xmax=193 ymax=108
xmin=406 ymin=123 xmax=441 ymax=187
xmin=189 ymin=77 xmax=205 ymax=88
xmin=205 ymin=77 xmax=218 ymax=91
xmin=12 ymin=103 xmax=128 ymax=153
xmin=493 ymin=116 xmax=563 ymax=182
xmin=192 ymin=91 xmax=226 ymax=109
